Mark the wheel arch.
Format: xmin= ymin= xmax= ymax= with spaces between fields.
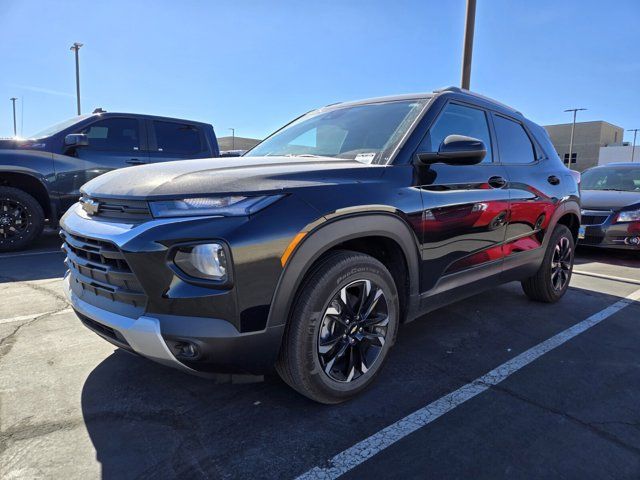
xmin=266 ymin=213 xmax=421 ymax=330
xmin=0 ymin=171 xmax=52 ymax=218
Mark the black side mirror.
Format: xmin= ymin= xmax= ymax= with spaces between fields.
xmin=64 ymin=133 xmax=89 ymax=147
xmin=417 ymin=135 xmax=486 ymax=165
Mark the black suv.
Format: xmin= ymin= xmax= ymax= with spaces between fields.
xmin=0 ymin=111 xmax=219 ymax=251
xmin=61 ymin=88 xmax=580 ymax=403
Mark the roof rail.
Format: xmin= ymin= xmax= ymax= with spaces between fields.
xmin=432 ymin=86 xmax=522 ymax=115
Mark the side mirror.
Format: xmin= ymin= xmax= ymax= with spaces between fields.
xmin=417 ymin=135 xmax=486 ymax=165
xmin=64 ymin=133 xmax=89 ymax=147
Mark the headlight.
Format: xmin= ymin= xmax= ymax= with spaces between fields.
xmin=149 ymin=195 xmax=283 ymax=218
xmin=616 ymin=209 xmax=640 ymax=223
xmin=174 ymin=243 xmax=228 ymax=281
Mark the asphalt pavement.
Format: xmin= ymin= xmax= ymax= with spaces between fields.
xmin=1 ymin=230 xmax=639 ymax=479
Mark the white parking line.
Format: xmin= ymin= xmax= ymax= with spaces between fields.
xmin=573 ymin=270 xmax=640 ymax=286
xmin=0 ymin=308 xmax=72 ymax=325
xmin=0 ymin=250 xmax=62 ymax=259
xmin=297 ymin=286 xmax=640 ymax=480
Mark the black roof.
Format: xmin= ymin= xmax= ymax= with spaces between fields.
xmin=324 ymin=86 xmax=523 ymax=120
xmin=88 ymin=111 xmax=211 ymax=126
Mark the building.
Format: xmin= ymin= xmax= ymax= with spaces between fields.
xmin=598 ymin=144 xmax=638 ymax=165
xmin=217 ymin=136 xmax=261 ymax=152
xmin=543 ymin=121 xmax=624 ymax=171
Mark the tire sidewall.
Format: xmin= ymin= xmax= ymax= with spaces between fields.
xmin=297 ymin=257 xmax=399 ymax=400
xmin=543 ymin=225 xmax=575 ymax=300
xmin=0 ymin=187 xmax=44 ymax=252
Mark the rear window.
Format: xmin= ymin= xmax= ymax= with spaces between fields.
xmin=493 ymin=116 xmax=536 ymax=164
xmin=153 ymin=121 xmax=203 ymax=154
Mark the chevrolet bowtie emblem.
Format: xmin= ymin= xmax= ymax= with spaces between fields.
xmin=81 ymin=197 xmax=100 ymax=216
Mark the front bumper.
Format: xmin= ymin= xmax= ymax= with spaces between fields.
xmin=59 ymin=202 xmax=292 ymax=375
xmin=63 ymin=274 xmax=198 ymax=374
xmin=578 ymin=212 xmax=640 ymax=250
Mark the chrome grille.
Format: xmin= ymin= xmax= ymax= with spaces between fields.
xmin=80 ymin=195 xmax=151 ymax=220
xmin=61 ymin=230 xmax=147 ymax=308
xmin=580 ymin=209 xmax=612 ymax=226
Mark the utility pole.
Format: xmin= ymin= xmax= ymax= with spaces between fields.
xmin=9 ymin=97 xmax=17 ymax=137
xmin=229 ymin=128 xmax=235 ymax=150
xmin=70 ymin=42 xmax=83 ymax=115
xmin=564 ymin=108 xmax=586 ymax=168
xmin=627 ymin=128 xmax=639 ymax=163
xmin=460 ymin=0 xmax=476 ymax=90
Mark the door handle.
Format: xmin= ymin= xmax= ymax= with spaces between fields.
xmin=488 ymin=176 xmax=507 ymax=189
xmin=126 ymin=158 xmax=146 ymax=165
xmin=547 ymin=175 xmax=561 ymax=185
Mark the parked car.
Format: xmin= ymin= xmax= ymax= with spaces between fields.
xmin=578 ymin=162 xmax=640 ymax=249
xmin=0 ymin=110 xmax=220 ymax=250
xmin=60 ymin=87 xmax=580 ymax=403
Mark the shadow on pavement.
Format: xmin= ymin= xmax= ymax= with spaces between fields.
xmin=80 ymin=282 xmax=633 ymax=479
xmin=0 ymin=229 xmax=66 ymax=283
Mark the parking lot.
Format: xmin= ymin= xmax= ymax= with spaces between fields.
xmin=1 ymin=230 xmax=639 ymax=479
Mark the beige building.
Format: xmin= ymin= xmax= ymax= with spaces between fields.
xmin=217 ymin=136 xmax=261 ymax=152
xmin=543 ymin=121 xmax=624 ymax=171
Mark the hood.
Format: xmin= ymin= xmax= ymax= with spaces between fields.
xmin=581 ymin=189 xmax=640 ymax=211
xmin=81 ymin=156 xmax=381 ymax=199
xmin=0 ymin=138 xmax=48 ymax=151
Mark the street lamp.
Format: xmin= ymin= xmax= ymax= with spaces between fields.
xmin=627 ymin=129 xmax=639 ymax=163
xmin=564 ymin=108 xmax=587 ymax=168
xmin=9 ymin=97 xmax=17 ymax=137
xmin=229 ymin=128 xmax=235 ymax=150
xmin=70 ymin=42 xmax=83 ymax=115
xmin=460 ymin=0 xmax=476 ymax=90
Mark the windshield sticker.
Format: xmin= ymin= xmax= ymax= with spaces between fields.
xmin=355 ymin=152 xmax=376 ymax=164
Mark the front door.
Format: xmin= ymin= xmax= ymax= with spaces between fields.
xmin=416 ymin=102 xmax=510 ymax=293
xmin=55 ymin=117 xmax=148 ymax=211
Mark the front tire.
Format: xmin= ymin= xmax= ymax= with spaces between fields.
xmin=276 ymin=250 xmax=399 ymax=404
xmin=521 ymin=224 xmax=575 ymax=303
xmin=0 ymin=187 xmax=45 ymax=252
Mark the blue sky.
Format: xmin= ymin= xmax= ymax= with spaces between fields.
xmin=1 ymin=0 xmax=639 ymax=141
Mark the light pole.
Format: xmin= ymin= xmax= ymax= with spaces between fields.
xmin=564 ymin=108 xmax=586 ymax=168
xmin=229 ymin=128 xmax=235 ymax=150
xmin=70 ymin=42 xmax=83 ymax=115
xmin=9 ymin=97 xmax=17 ymax=137
xmin=628 ymin=129 xmax=639 ymax=163
xmin=460 ymin=0 xmax=476 ymax=90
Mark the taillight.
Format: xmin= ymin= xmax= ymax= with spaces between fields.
xmin=569 ymin=169 xmax=581 ymax=184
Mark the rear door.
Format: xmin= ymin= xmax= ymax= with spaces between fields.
xmin=491 ymin=114 xmax=560 ymax=265
xmin=147 ymin=120 xmax=210 ymax=163
xmin=417 ymin=101 xmax=510 ymax=293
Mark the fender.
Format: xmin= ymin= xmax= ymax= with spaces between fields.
xmin=0 ymin=153 xmax=56 ymax=218
xmin=266 ymin=212 xmax=422 ymax=329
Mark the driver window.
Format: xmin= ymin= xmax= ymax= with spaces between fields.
xmin=421 ymin=103 xmax=493 ymax=163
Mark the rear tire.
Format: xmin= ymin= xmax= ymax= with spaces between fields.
xmin=0 ymin=187 xmax=45 ymax=252
xmin=276 ymin=250 xmax=399 ymax=404
xmin=521 ymin=224 xmax=574 ymax=303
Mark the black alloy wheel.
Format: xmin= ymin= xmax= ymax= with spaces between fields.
xmin=521 ymin=224 xmax=574 ymax=303
xmin=277 ymin=250 xmax=399 ymax=404
xmin=550 ymin=236 xmax=572 ymax=292
xmin=0 ymin=187 xmax=45 ymax=252
xmin=318 ymin=279 xmax=390 ymax=383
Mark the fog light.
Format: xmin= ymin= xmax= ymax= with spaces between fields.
xmin=174 ymin=243 xmax=227 ymax=281
xmin=625 ymin=236 xmax=640 ymax=246
xmin=171 ymin=341 xmax=200 ymax=359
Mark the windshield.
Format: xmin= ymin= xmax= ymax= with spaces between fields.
xmin=29 ymin=115 xmax=91 ymax=138
xmin=245 ymin=99 xmax=429 ymax=164
xmin=581 ymin=166 xmax=640 ymax=192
